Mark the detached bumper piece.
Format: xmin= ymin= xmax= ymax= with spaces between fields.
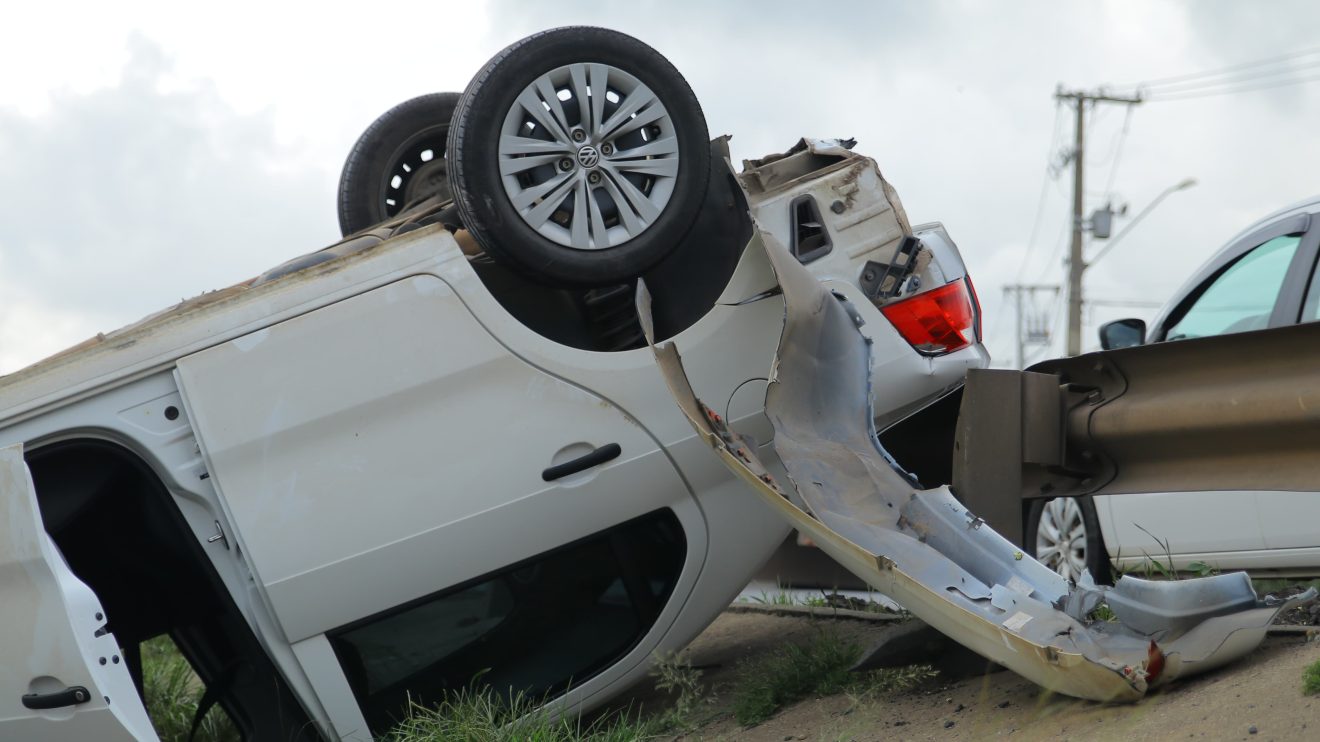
xmin=639 ymin=230 xmax=1313 ymax=702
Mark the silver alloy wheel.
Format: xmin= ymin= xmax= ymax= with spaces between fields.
xmin=1036 ymin=497 xmax=1088 ymax=581
xmin=497 ymin=63 xmax=680 ymax=250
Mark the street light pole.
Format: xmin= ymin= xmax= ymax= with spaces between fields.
xmin=1087 ymin=178 xmax=1198 ymax=268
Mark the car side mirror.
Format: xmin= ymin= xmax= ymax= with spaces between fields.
xmin=1098 ymin=318 xmax=1146 ymax=350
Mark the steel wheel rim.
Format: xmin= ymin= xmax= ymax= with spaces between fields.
xmin=1036 ymin=497 xmax=1088 ymax=581
xmin=497 ymin=63 xmax=680 ymax=251
xmin=379 ymin=126 xmax=451 ymax=219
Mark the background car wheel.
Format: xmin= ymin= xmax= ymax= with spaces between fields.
xmin=1025 ymin=496 xmax=1112 ymax=584
xmin=337 ymin=92 xmax=460 ymax=236
xmin=447 ymin=26 xmax=710 ymax=287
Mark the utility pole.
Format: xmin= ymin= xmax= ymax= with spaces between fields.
xmin=1055 ymin=87 xmax=1142 ymax=355
xmin=1003 ymin=284 xmax=1059 ymax=368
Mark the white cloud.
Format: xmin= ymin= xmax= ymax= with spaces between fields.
xmin=3 ymin=0 xmax=1320 ymax=373
xmin=0 ymin=36 xmax=336 ymax=371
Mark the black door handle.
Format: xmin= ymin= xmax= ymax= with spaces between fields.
xmin=542 ymin=443 xmax=622 ymax=481
xmin=22 ymin=685 xmax=91 ymax=710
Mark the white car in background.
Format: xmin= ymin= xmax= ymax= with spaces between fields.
xmin=1028 ymin=196 xmax=1320 ymax=581
xmin=0 ymin=27 xmax=986 ymax=741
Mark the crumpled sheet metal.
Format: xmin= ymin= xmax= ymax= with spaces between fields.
xmin=639 ymin=230 xmax=1314 ymax=702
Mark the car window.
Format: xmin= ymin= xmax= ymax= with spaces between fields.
xmin=329 ymin=509 xmax=686 ymax=735
xmin=1163 ymin=234 xmax=1301 ymax=341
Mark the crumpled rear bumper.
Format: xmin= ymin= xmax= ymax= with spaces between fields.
xmin=639 ymin=229 xmax=1313 ymax=702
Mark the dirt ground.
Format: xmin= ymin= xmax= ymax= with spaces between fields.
xmin=607 ymin=611 xmax=1320 ymax=741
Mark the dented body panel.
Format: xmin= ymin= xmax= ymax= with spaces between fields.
xmin=642 ymin=227 xmax=1313 ymax=702
xmin=740 ymin=138 xmax=987 ymax=430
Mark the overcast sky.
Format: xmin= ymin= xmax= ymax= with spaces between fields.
xmin=4 ymin=0 xmax=1320 ymax=373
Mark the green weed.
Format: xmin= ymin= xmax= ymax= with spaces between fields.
xmin=384 ymin=686 xmax=661 ymax=742
xmin=650 ymin=650 xmax=710 ymax=731
xmin=1304 ymin=659 xmax=1320 ymax=695
xmin=848 ymin=664 xmax=939 ymax=698
xmin=1088 ymin=602 xmax=1118 ymax=623
xmin=141 ymin=636 xmax=239 ymax=742
xmin=730 ymin=628 xmax=935 ymax=726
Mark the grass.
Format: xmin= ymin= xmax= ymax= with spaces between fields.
xmin=744 ymin=588 xmax=803 ymax=607
xmin=650 ymin=651 xmax=710 ymax=731
xmin=1087 ymin=602 xmax=1118 ymax=623
xmin=386 ymin=653 xmax=713 ymax=742
xmin=141 ymin=636 xmax=239 ymax=742
xmin=1304 ymin=659 xmax=1320 ymax=696
xmin=384 ymin=687 xmax=663 ymax=742
xmin=849 ymin=664 xmax=940 ymax=699
xmin=1131 ymin=524 xmax=1180 ymax=580
xmin=740 ymin=584 xmax=905 ymax=615
xmin=1112 ymin=530 xmax=1218 ymax=580
xmin=730 ymin=628 xmax=935 ymax=726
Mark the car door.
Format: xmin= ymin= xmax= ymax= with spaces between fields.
xmin=0 ymin=444 xmax=158 ymax=742
xmin=174 ymin=274 xmax=703 ymax=735
xmin=1102 ymin=224 xmax=1315 ymax=563
xmin=1253 ymin=222 xmax=1320 ymax=555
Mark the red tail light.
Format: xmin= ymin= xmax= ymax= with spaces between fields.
xmin=880 ymin=279 xmax=979 ymax=356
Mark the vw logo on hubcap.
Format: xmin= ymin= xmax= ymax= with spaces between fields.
xmin=577 ymin=145 xmax=600 ymax=168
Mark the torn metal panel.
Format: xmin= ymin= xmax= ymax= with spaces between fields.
xmin=740 ymin=138 xmax=916 ymax=280
xmin=640 ymin=229 xmax=1313 ymax=703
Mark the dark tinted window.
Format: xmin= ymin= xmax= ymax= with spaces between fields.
xmin=329 ymin=509 xmax=686 ymax=735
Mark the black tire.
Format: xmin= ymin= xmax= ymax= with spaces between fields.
xmin=337 ymin=93 xmax=460 ymax=236
xmin=447 ymin=27 xmax=710 ymax=287
xmin=1024 ymin=496 xmax=1113 ymax=584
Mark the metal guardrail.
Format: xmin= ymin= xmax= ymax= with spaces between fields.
xmin=953 ymin=322 xmax=1320 ymax=544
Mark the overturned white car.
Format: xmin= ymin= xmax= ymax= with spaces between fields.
xmin=0 ymin=27 xmax=983 ymax=741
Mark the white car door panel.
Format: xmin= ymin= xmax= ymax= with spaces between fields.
xmin=175 ymin=275 xmax=700 ymax=643
xmin=1102 ymin=490 xmax=1266 ymax=559
xmin=1256 ymin=491 xmax=1320 ymax=550
xmin=0 ymin=444 xmax=157 ymax=741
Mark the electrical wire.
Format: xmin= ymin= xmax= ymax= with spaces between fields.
xmin=1147 ymin=72 xmax=1320 ymax=101
xmin=1012 ymin=102 xmax=1065 ymax=282
xmin=1102 ymin=46 xmax=1320 ymax=103
xmin=1109 ymin=46 xmax=1320 ymax=90
xmin=1085 ymin=299 xmax=1164 ymax=308
xmin=1034 ymin=218 xmax=1071 ymax=284
xmin=1137 ymin=57 xmax=1320 ymax=96
xmin=1022 ymin=295 xmax=1066 ymax=365
xmin=1103 ymin=105 xmax=1134 ymax=201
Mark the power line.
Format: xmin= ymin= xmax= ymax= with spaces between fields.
xmin=1086 ymin=299 xmax=1164 ymax=308
xmin=1013 ymin=103 xmax=1066 ymax=282
xmin=1034 ymin=216 xmax=1071 ymax=283
xmin=1147 ymin=72 xmax=1320 ymax=101
xmin=1109 ymin=46 xmax=1320 ymax=90
xmin=1022 ymin=296 xmax=1066 ymax=365
xmin=1136 ymin=57 xmax=1320 ymax=96
xmin=1004 ymin=284 xmax=1060 ymax=368
xmin=1103 ymin=105 xmax=1134 ymax=201
xmin=1100 ymin=46 xmax=1320 ymax=103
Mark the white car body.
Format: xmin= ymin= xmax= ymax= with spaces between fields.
xmin=1092 ymin=195 xmax=1320 ymax=576
xmin=0 ymin=142 xmax=986 ymax=740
